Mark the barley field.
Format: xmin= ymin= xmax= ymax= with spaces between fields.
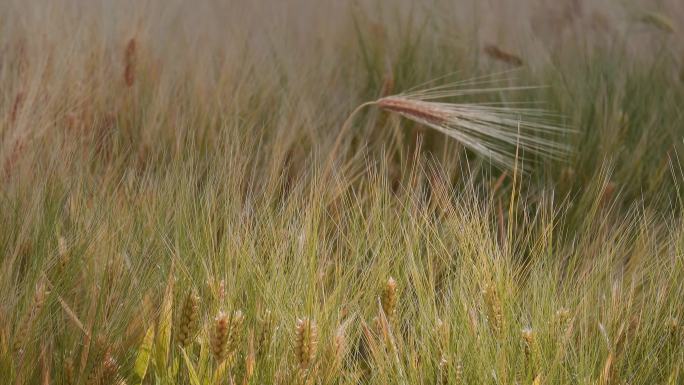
xmin=1 ymin=0 xmax=684 ymax=384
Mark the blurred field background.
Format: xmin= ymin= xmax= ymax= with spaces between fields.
xmin=1 ymin=0 xmax=684 ymax=384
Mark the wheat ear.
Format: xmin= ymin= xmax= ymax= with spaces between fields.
xmin=176 ymin=289 xmax=201 ymax=347
xmin=333 ymin=75 xmax=571 ymax=172
xmin=295 ymin=317 xmax=318 ymax=370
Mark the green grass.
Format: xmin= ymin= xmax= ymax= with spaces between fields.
xmin=1 ymin=1 xmax=683 ymax=384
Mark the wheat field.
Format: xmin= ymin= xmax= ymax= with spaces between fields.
xmin=1 ymin=0 xmax=684 ymax=384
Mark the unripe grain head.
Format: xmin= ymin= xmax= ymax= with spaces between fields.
xmin=176 ymin=289 xmax=201 ymax=347
xmin=295 ymin=317 xmax=318 ymax=370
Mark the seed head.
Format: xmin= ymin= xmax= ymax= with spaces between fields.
xmin=13 ymin=279 xmax=49 ymax=353
xmin=438 ymin=354 xmax=449 ymax=385
xmin=294 ymin=317 xmax=318 ymax=370
xmin=454 ymin=359 xmax=463 ymax=385
xmin=211 ymin=310 xmax=244 ymax=363
xmin=257 ymin=309 xmax=275 ymax=355
xmin=87 ymin=350 xmax=120 ymax=385
xmin=176 ymin=289 xmax=201 ymax=347
xmin=244 ymin=328 xmax=256 ymax=383
xmin=521 ymin=327 xmax=535 ymax=354
xmin=667 ymin=317 xmax=678 ymax=334
xmin=58 ymin=236 xmax=69 ymax=267
xmin=599 ymin=353 xmax=614 ymax=385
xmin=338 ymin=74 xmax=573 ymax=172
xmin=483 ymin=44 xmax=523 ymax=67
xmin=482 ymin=283 xmax=503 ymax=336
xmin=532 ymin=374 xmax=542 ymax=385
xmin=64 ymin=356 xmax=75 ymax=385
xmin=123 ymin=38 xmax=137 ymax=87
xmin=381 ymin=277 xmax=398 ymax=322
xmin=333 ymin=321 xmax=348 ymax=366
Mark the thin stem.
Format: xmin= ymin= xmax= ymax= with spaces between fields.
xmin=320 ymin=100 xmax=377 ymax=182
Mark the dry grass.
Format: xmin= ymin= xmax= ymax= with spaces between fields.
xmin=1 ymin=1 xmax=684 ymax=384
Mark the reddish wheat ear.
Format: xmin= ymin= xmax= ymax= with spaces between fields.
xmin=334 ymin=74 xmax=572 ymax=172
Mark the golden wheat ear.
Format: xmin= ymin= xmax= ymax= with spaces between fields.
xmin=336 ymin=74 xmax=573 ymax=171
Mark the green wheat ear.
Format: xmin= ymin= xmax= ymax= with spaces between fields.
xmin=482 ymin=283 xmax=503 ymax=337
xmin=176 ymin=289 xmax=201 ymax=347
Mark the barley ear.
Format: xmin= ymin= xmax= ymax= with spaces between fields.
xmin=532 ymin=373 xmax=542 ymax=385
xmin=86 ymin=350 xmax=120 ymax=385
xmin=454 ymin=358 xmax=463 ymax=385
xmin=257 ymin=309 xmax=275 ymax=356
xmin=210 ymin=310 xmax=244 ymax=364
xmin=333 ymin=321 xmax=347 ymax=367
xmin=176 ymin=289 xmax=201 ymax=347
xmin=123 ymin=38 xmax=137 ymax=87
xmin=522 ymin=327 xmax=535 ymax=361
xmin=13 ymin=279 xmax=49 ymax=354
xmin=599 ymin=353 xmax=614 ymax=385
xmin=482 ymin=283 xmax=503 ymax=336
xmin=58 ymin=235 xmax=70 ymax=268
xmin=295 ymin=317 xmax=318 ymax=371
xmin=381 ymin=277 xmax=398 ymax=324
xmin=437 ymin=354 xmax=449 ymax=385
xmin=242 ymin=328 xmax=255 ymax=385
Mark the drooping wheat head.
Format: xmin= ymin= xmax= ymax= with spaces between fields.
xmin=336 ymin=74 xmax=572 ymax=172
